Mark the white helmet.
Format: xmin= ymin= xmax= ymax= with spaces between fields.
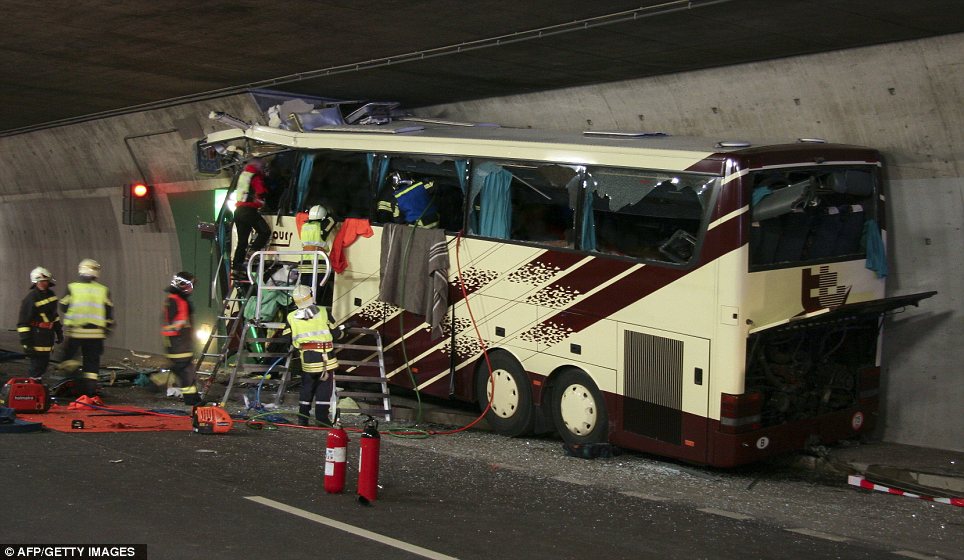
xmin=78 ymin=258 xmax=101 ymax=278
xmin=171 ymin=271 xmax=196 ymax=292
xmin=291 ymin=285 xmax=314 ymax=309
xmin=308 ymin=205 xmax=328 ymax=221
xmin=30 ymin=266 xmax=54 ymax=284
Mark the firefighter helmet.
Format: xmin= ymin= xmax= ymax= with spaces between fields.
xmin=30 ymin=266 xmax=54 ymax=284
xmin=291 ymin=285 xmax=314 ymax=309
xmin=308 ymin=205 xmax=328 ymax=221
xmin=78 ymin=258 xmax=101 ymax=278
xmin=171 ymin=271 xmax=196 ymax=293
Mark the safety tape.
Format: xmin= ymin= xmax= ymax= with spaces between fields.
xmin=848 ymin=475 xmax=963 ymax=507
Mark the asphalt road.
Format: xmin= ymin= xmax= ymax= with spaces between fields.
xmin=1 ymin=424 xmax=942 ymax=560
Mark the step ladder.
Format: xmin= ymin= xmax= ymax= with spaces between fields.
xmin=333 ymin=327 xmax=393 ymax=421
xmin=195 ymin=255 xmax=255 ymax=399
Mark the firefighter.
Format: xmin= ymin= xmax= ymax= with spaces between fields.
xmin=157 ymin=272 xmax=200 ymax=405
xmin=60 ymin=259 xmax=114 ymax=397
xmin=282 ymin=285 xmax=345 ymax=426
xmin=298 ymin=204 xmax=336 ymax=306
xmin=232 ymin=157 xmax=271 ymax=278
xmin=375 ymin=171 xmax=439 ymax=228
xmin=17 ymin=267 xmax=64 ymax=381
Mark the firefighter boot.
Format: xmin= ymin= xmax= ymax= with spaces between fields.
xmin=297 ymin=404 xmax=311 ymax=427
xmin=315 ymin=404 xmax=332 ymax=428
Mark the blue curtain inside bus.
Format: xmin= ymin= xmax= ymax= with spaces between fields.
xmin=581 ymin=185 xmax=597 ymax=251
xmin=864 ymin=219 xmax=888 ymax=278
xmin=295 ymin=152 xmax=315 ymax=211
xmin=366 ymin=153 xmax=391 ymax=192
xmin=471 ymin=162 xmax=512 ymax=238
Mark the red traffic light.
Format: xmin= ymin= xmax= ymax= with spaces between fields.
xmin=123 ymin=182 xmax=154 ymax=225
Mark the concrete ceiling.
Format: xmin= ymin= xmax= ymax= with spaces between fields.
xmin=3 ymin=0 xmax=964 ymax=135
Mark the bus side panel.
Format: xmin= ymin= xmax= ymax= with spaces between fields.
xmin=607 ymin=325 xmax=711 ymax=464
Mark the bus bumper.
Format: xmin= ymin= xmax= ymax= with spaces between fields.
xmin=707 ymin=399 xmax=877 ymax=468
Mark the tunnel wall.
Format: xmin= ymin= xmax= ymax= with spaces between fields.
xmin=417 ymin=33 xmax=964 ymax=451
xmin=0 ymin=93 xmax=262 ymax=355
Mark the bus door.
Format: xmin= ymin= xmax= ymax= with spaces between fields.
xmin=615 ymin=325 xmax=711 ymax=463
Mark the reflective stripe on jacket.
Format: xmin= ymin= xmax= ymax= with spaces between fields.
xmin=18 ymin=286 xmax=62 ymax=352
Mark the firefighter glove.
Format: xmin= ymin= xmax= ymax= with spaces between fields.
xmin=55 ymin=331 xmax=64 ymax=344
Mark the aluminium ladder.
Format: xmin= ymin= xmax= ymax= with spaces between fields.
xmin=332 ymin=327 xmax=393 ymax=421
xmin=195 ymin=255 xmax=255 ymax=400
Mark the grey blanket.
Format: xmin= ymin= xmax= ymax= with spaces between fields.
xmin=378 ymin=224 xmax=449 ymax=339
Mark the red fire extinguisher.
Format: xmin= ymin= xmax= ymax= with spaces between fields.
xmin=324 ymin=423 xmax=348 ymax=494
xmin=357 ymin=417 xmax=381 ymax=505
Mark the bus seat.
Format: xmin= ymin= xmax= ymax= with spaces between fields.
xmin=773 ymin=211 xmax=813 ymax=263
xmin=808 ymin=206 xmax=844 ymax=259
xmin=829 ymin=170 xmax=874 ymax=196
xmin=751 ymin=218 xmax=782 ymax=265
xmin=833 ymin=204 xmax=866 ymax=255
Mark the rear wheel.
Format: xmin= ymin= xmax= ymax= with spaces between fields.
xmin=551 ymin=368 xmax=608 ymax=444
xmin=474 ymin=352 xmax=535 ymax=436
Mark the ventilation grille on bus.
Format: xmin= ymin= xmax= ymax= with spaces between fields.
xmin=623 ymin=330 xmax=683 ymax=445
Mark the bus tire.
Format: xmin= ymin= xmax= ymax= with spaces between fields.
xmin=475 ymin=351 xmax=535 ymax=437
xmin=551 ymin=368 xmax=608 ymax=445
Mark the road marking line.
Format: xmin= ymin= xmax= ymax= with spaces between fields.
xmin=893 ymin=550 xmax=944 ymax=560
xmin=620 ymin=491 xmax=671 ymax=502
xmin=697 ymin=508 xmax=753 ymax=520
xmin=245 ymin=496 xmax=459 ymax=560
xmin=786 ymin=528 xmax=850 ymax=542
xmin=552 ymin=475 xmax=591 ymax=486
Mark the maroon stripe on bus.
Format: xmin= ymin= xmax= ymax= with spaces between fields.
xmin=537 ymin=214 xmax=743 ymax=332
xmin=539 ymin=256 xmax=635 ymax=295
xmin=713 ymin=175 xmax=745 ymax=221
xmin=684 ymin=156 xmax=726 ymax=175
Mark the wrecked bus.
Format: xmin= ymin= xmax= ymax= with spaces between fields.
xmin=200 ymin=116 xmax=933 ymax=467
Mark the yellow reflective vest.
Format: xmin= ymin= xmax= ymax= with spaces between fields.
xmin=284 ymin=308 xmax=338 ymax=374
xmin=298 ymin=218 xmax=335 ymax=275
xmin=61 ymin=281 xmax=113 ymax=339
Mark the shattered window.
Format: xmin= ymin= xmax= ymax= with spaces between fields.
xmin=585 ymin=168 xmax=716 ymax=264
xmin=468 ymin=160 xmax=579 ymax=249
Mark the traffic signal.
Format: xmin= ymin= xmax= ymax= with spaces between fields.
xmin=122 ymin=182 xmax=154 ymax=225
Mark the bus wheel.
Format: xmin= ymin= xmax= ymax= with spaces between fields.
xmin=475 ymin=352 xmax=535 ymax=437
xmin=551 ymin=368 xmax=608 ymax=445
